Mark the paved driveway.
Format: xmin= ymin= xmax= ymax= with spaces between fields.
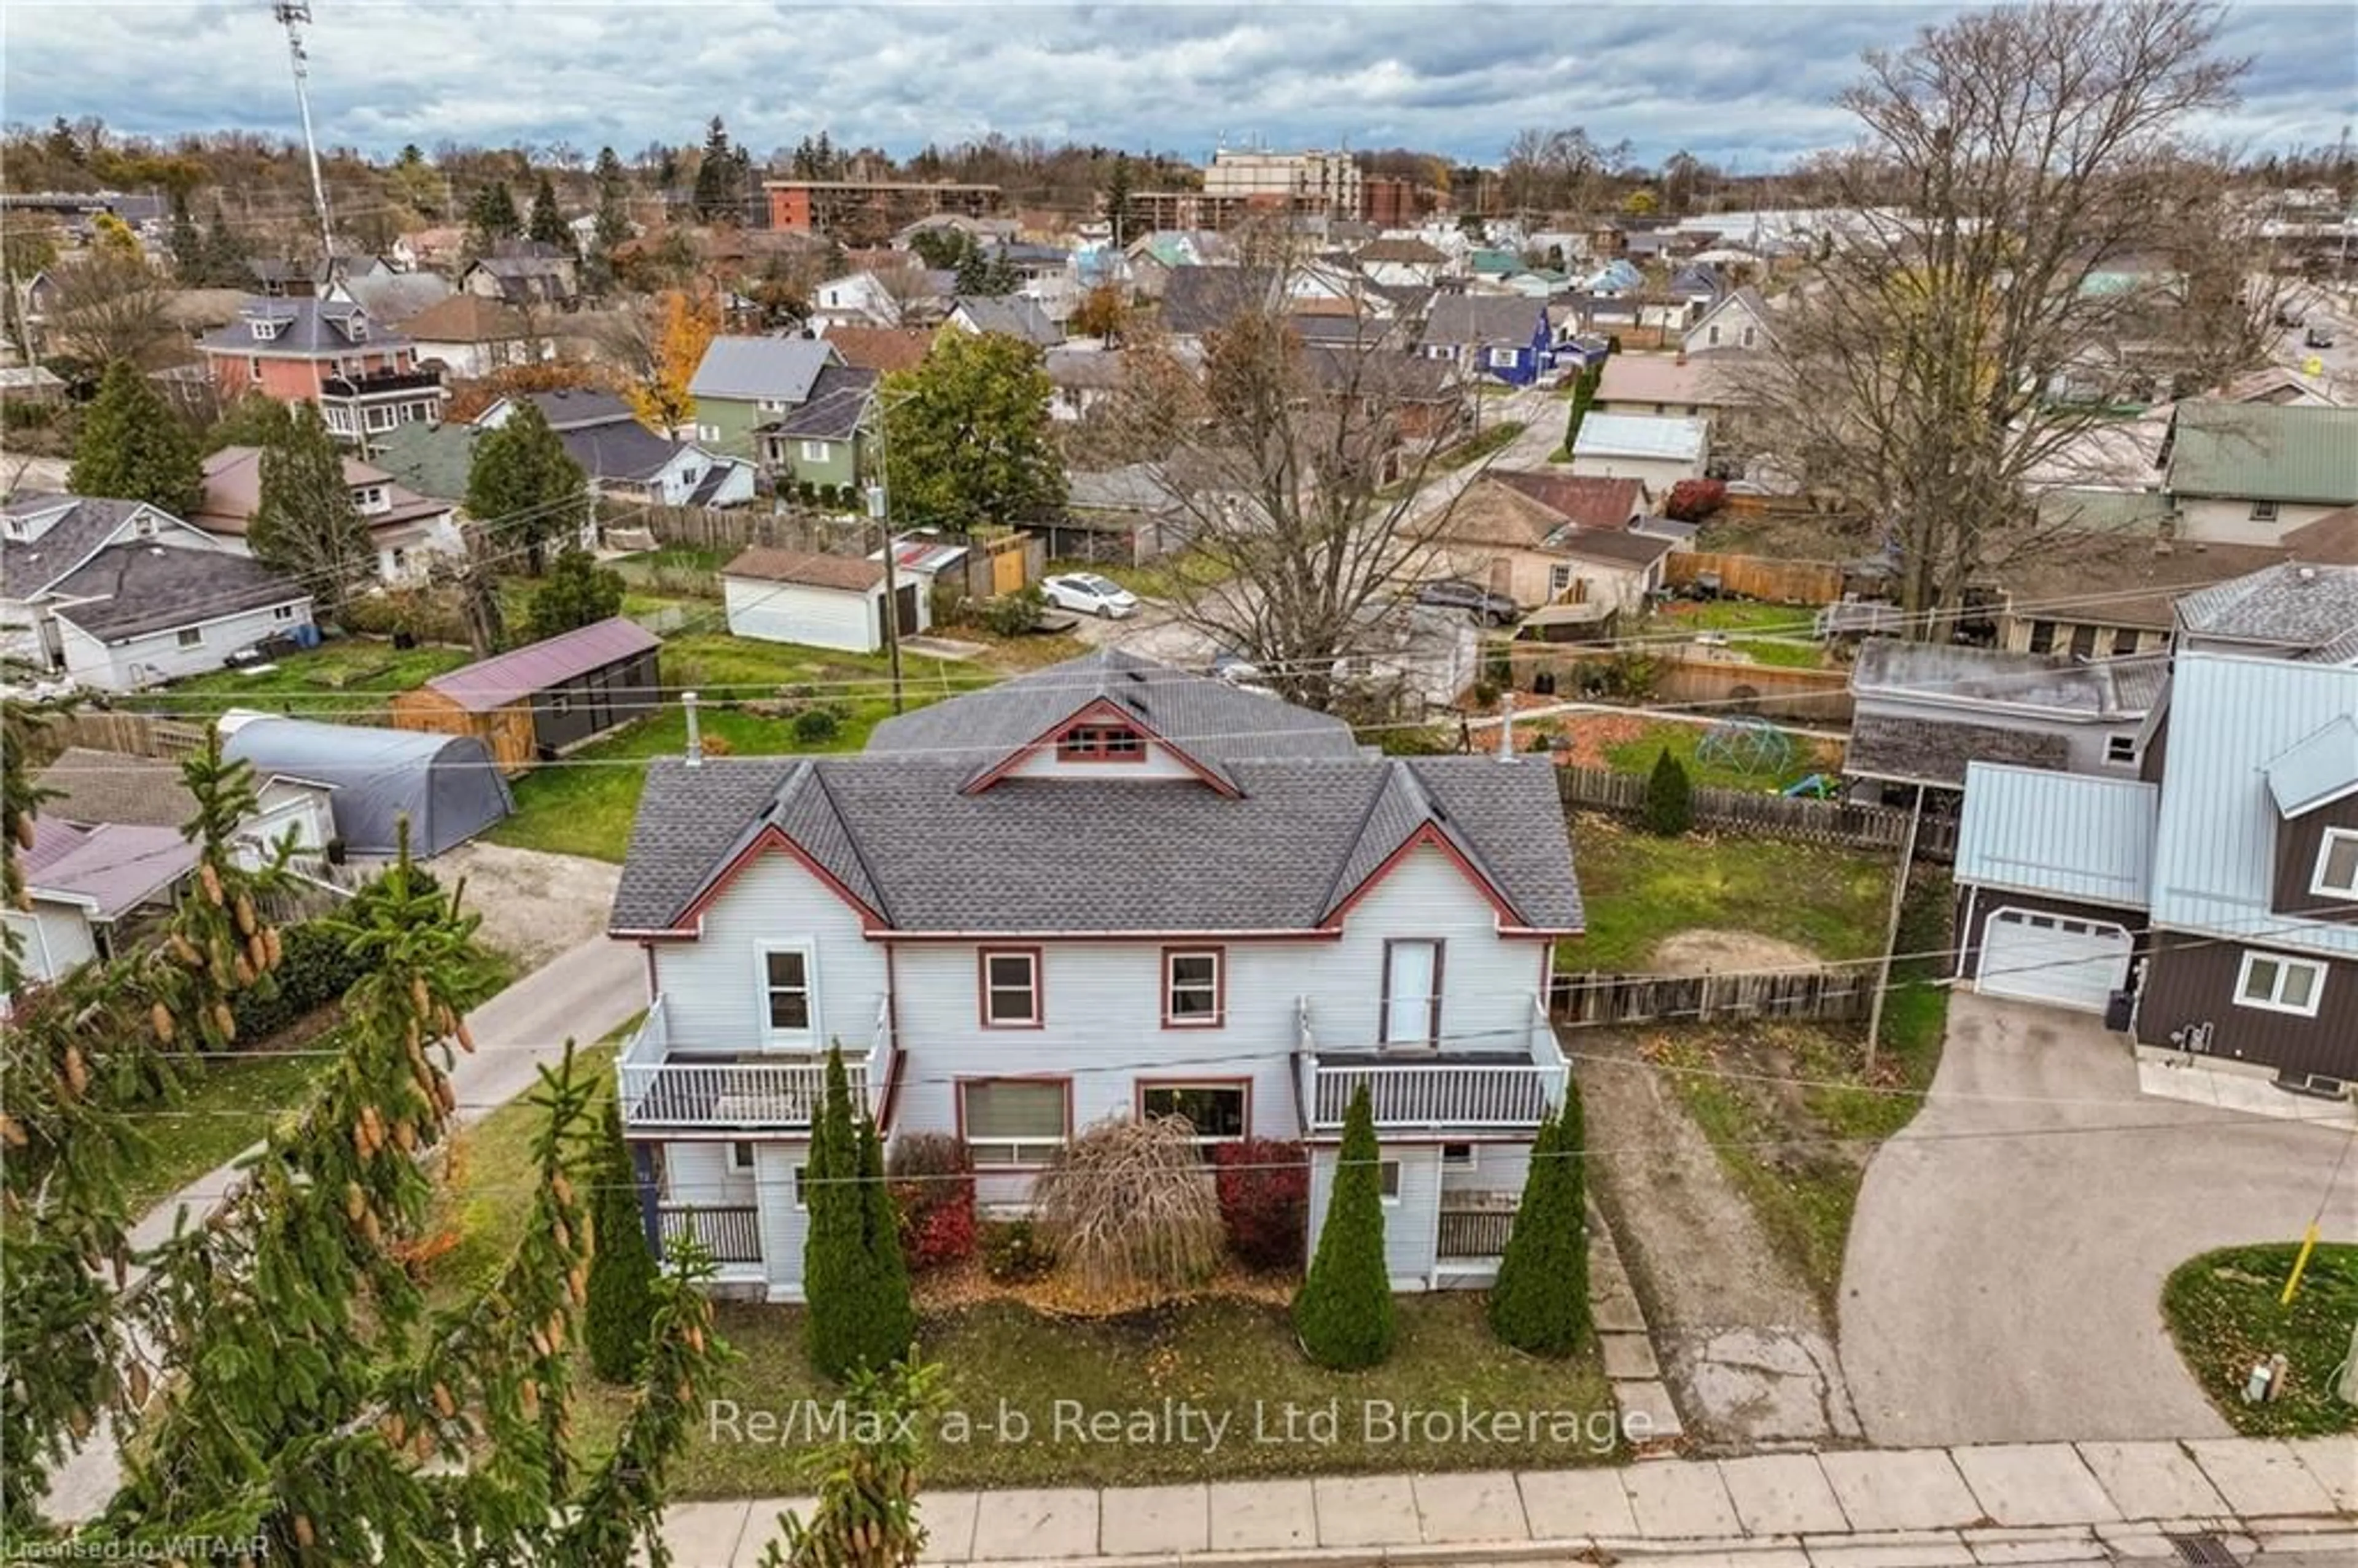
xmin=1841 ymin=992 xmax=2358 ymax=1446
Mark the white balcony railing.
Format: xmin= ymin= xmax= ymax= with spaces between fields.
xmin=617 ymin=995 xmax=889 ymax=1130
xmin=1302 ymin=993 xmax=1567 ymax=1131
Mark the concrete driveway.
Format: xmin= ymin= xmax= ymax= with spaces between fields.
xmin=1841 ymin=992 xmax=2358 ymax=1446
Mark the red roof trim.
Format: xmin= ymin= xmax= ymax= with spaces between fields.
xmin=1321 ymin=823 xmax=1523 ymax=930
xmin=667 ymin=823 xmax=885 ymax=935
xmin=960 ymin=694 xmax=1239 ymax=798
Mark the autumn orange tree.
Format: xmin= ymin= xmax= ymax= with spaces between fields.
xmin=626 ymin=287 xmax=722 ymax=434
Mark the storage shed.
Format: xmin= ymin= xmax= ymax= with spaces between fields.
xmin=389 ymin=618 xmax=661 ymax=774
xmin=221 ymin=718 xmax=512 ymax=857
xmin=721 ymin=547 xmax=925 ymax=654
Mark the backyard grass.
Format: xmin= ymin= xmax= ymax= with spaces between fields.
xmin=1644 ymin=600 xmax=1819 ymax=636
xmin=1068 ymin=549 xmax=1232 ymax=602
xmin=134 ymin=637 xmax=472 ymax=723
xmin=123 ymin=1044 xmax=330 ymax=1215
xmin=2163 ymin=1242 xmax=2358 ymax=1437
xmin=1726 ymin=638 xmax=1827 ymax=670
xmin=1596 ymin=716 xmax=1836 ymax=794
xmin=1563 ymin=816 xmax=1893 ymax=973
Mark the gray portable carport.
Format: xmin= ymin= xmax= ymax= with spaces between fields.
xmin=222 ymin=717 xmax=512 ymax=857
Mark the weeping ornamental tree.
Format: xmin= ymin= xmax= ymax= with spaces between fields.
xmin=1488 ymin=1088 xmax=1590 ymax=1356
xmin=1031 ymin=1115 xmax=1224 ymax=1300
xmin=1291 ymin=1087 xmax=1395 ymax=1370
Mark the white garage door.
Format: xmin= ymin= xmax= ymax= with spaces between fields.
xmin=1979 ymin=907 xmax=2131 ymax=1013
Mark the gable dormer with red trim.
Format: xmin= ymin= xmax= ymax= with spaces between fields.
xmin=963 ymin=696 xmax=1241 ymax=794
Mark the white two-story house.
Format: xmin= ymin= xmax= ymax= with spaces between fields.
xmin=606 ymin=650 xmax=1584 ymax=1300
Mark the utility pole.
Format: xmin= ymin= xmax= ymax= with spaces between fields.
xmin=273 ymin=1 xmax=335 ymax=260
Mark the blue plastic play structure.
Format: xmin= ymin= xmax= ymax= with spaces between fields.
xmin=1783 ymin=774 xmax=1835 ymax=799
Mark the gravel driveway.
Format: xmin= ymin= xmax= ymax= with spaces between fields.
xmin=419 ymin=841 xmax=622 ymax=972
xmin=1840 ymin=992 xmax=2358 ymax=1446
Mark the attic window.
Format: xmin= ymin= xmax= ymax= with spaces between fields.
xmin=346 ymin=316 xmax=368 ymax=341
xmin=249 ymin=319 xmax=282 ymax=341
xmin=1057 ymin=724 xmax=1145 ymax=762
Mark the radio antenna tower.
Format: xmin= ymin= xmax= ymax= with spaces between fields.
xmin=274 ymin=1 xmax=335 ymax=258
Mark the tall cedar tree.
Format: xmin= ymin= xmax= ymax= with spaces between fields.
xmin=881 ymin=329 xmax=1065 ymax=532
xmin=527 ymin=174 xmax=572 ymax=253
xmin=803 ymin=1046 xmax=866 ymax=1380
xmin=252 ymin=402 xmax=372 ymax=617
xmin=1487 ymin=1089 xmax=1590 ymax=1356
xmin=465 ymin=400 xmax=585 ymax=573
xmin=1642 ymin=747 xmax=1694 ymax=836
xmin=468 ymin=179 xmax=521 ymax=253
xmin=526 ymin=546 xmax=626 ymax=640
xmin=694 ymin=117 xmax=741 ymax=222
xmin=69 ymin=360 xmax=203 ymax=516
xmin=586 ymin=1095 xmax=660 ymax=1381
xmin=201 ymin=198 xmax=251 ymax=287
xmin=857 ymin=1106 xmax=917 ymax=1369
xmin=1291 ymin=1087 xmax=1396 ymax=1369
xmin=166 ymin=189 xmax=203 ymax=281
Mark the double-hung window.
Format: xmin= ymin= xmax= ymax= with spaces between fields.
xmin=1162 ymin=948 xmax=1223 ymax=1027
xmin=800 ymin=440 xmax=831 ymax=464
xmin=1382 ymin=939 xmax=1444 ymax=1047
xmin=980 ymin=949 xmax=1040 ymax=1027
xmin=2235 ymin=950 xmax=2325 ymax=1017
xmin=2314 ymin=829 xmax=2358 ymax=901
xmin=1057 ymin=724 xmax=1144 ymax=761
xmin=760 ymin=944 xmax=816 ymax=1046
xmin=1140 ymin=1082 xmax=1247 ymax=1146
xmin=962 ymin=1079 xmax=1067 ymax=1166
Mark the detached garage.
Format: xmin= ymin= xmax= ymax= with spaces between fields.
xmin=1954 ymin=761 xmax=2158 ymax=1015
xmin=721 ymin=546 xmax=925 ymax=655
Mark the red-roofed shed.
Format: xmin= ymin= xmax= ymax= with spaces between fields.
xmin=389 ymin=616 xmax=660 ymax=774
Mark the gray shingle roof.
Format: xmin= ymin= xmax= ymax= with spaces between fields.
xmin=2173 ymin=562 xmax=2358 ymax=649
xmin=1843 ymin=715 xmax=2072 ymax=788
xmin=0 ymin=495 xmax=155 ymax=598
xmin=559 ymin=421 xmax=685 ymax=483
xmin=50 ymin=544 xmax=309 ymax=641
xmin=518 ymin=389 xmax=638 ymax=430
xmin=951 ymin=296 xmax=1059 ymax=347
xmin=688 ymin=336 xmax=839 ymax=402
xmin=609 ymin=651 xmax=1581 ymax=936
xmin=769 ymin=363 xmax=877 ymax=440
xmin=1159 ymin=266 xmax=1280 ymax=338
xmin=1422 ymin=295 xmax=1546 ymax=349
xmin=33 ymin=747 xmax=198 ymax=829
xmin=198 ymin=296 xmax=406 ymax=357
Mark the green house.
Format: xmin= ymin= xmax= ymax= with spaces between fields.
xmin=685 ymin=335 xmax=852 ymax=471
xmin=758 ymin=362 xmax=877 ymax=498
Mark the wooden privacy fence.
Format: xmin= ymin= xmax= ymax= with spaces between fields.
xmin=615 ymin=502 xmax=873 ymax=557
xmin=1554 ymin=764 xmax=1958 ymax=861
xmin=38 ymin=711 xmax=210 ymax=762
xmin=1550 ymin=966 xmax=1874 ymax=1026
xmin=1665 ymin=551 xmax=1846 ymax=605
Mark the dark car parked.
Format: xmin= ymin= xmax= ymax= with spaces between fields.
xmin=1414 ymin=578 xmax=1522 ymax=626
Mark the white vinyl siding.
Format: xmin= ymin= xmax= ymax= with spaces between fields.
xmin=1309 ymin=1143 xmax=1439 ymax=1287
xmin=754 ymin=1141 xmax=809 ymax=1297
xmin=1 ymin=902 xmax=98 ymax=986
xmin=651 ymin=852 xmax=885 ymax=1054
xmin=53 ymin=598 xmax=316 ymax=693
xmin=722 ymin=575 xmax=881 ymax=654
xmin=1321 ymin=844 xmax=1544 ymax=1056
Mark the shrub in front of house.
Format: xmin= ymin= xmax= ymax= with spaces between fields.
xmin=1643 ymin=747 xmax=1694 ymax=837
xmin=979 ymin=1218 xmax=1055 ymax=1284
xmin=803 ymin=1046 xmax=914 ymax=1381
xmin=227 ymin=917 xmax=379 ymax=1040
xmin=978 ymin=584 xmax=1047 ymax=638
xmin=1213 ymin=1138 xmax=1309 ymax=1271
xmin=887 ymin=1131 xmax=977 ymax=1272
xmin=1032 ymin=1114 xmax=1224 ymax=1299
xmin=1488 ymin=1087 xmax=1590 ymax=1356
xmin=792 ymin=707 xmax=841 ymax=747
xmin=1291 ymin=1088 xmax=1395 ymax=1369
xmin=586 ymin=1096 xmax=660 ymax=1381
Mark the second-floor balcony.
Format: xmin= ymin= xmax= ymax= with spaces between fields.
xmin=617 ymin=994 xmax=895 ymax=1130
xmin=322 ymin=367 xmax=445 ymax=400
xmin=1299 ymin=995 xmax=1566 ymax=1131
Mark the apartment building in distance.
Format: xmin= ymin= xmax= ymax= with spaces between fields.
xmin=765 ymin=180 xmax=1003 ymax=244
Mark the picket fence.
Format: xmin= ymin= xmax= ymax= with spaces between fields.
xmin=1553 ymin=764 xmax=1958 ymax=861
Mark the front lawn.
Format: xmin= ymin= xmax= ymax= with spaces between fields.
xmin=123 ymin=1044 xmax=330 ymax=1216
xmin=2164 ymin=1243 xmax=2358 ymax=1436
xmin=1563 ymin=816 xmax=1893 ymax=972
xmin=135 ymin=637 xmax=473 ymax=723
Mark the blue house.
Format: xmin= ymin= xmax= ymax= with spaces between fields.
xmin=1419 ymin=297 xmax=1555 ymax=387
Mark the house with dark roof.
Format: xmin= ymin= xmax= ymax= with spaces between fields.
xmin=389 ymin=616 xmax=661 ymax=773
xmin=605 ymin=648 xmax=1582 ymax=1298
xmin=757 ymin=363 xmax=877 ymax=495
xmin=472 ymin=392 xmax=755 ymax=511
xmin=1418 ymin=296 xmax=1553 ymax=386
xmin=1843 ymin=640 xmax=2168 ymax=796
xmin=197 ymin=297 xmax=446 ymax=443
xmin=0 ymin=494 xmax=315 ymax=691
xmin=196 ymin=445 xmax=464 ymax=583
xmin=685 ymin=336 xmax=847 ymax=465
xmin=457 ymin=245 xmax=581 ymax=311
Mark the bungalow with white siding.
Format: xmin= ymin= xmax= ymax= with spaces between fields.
xmin=604 ymin=650 xmax=1584 ymax=1300
xmin=3 ymin=817 xmax=201 ymax=989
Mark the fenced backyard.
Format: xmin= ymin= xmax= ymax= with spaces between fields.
xmin=1554 ymin=764 xmax=1958 ymax=861
xmin=1549 ymin=963 xmax=1874 ymax=1025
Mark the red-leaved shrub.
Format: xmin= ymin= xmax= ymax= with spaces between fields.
xmin=1213 ymin=1138 xmax=1309 ymax=1271
xmin=887 ymin=1132 xmax=976 ymax=1271
xmin=1664 ymin=478 xmax=1729 ymax=523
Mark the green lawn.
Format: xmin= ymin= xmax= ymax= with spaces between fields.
xmin=1646 ymin=601 xmax=1819 ymax=635
xmin=1433 ymin=420 xmax=1525 ymax=472
xmin=123 ymin=1046 xmax=330 ymax=1216
xmin=427 ymin=1041 xmax=620 ymax=1307
xmin=1599 ymin=718 xmax=1834 ymax=794
xmin=1067 ymin=551 xmax=1233 ymax=603
xmin=134 ymin=637 xmax=472 ymax=723
xmin=1727 ymin=638 xmax=1827 ymax=670
xmin=2165 ymin=1243 xmax=2358 ymax=1437
xmin=1565 ymin=817 xmax=1896 ymax=974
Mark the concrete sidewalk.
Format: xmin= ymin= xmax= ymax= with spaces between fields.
xmin=659 ymin=1435 xmax=2356 ymax=1567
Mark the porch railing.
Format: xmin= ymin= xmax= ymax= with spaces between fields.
xmin=1436 ymin=1204 xmax=1517 ymax=1260
xmin=658 ymin=1203 xmax=762 ymax=1265
xmin=1303 ymin=994 xmax=1566 ymax=1130
xmin=617 ymin=995 xmax=887 ymax=1128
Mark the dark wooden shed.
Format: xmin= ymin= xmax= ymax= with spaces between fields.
xmin=391 ymin=617 xmax=661 ymax=774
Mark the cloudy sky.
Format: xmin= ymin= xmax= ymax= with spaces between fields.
xmin=2 ymin=3 xmax=2348 ymax=171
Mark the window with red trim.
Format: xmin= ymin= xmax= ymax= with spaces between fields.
xmin=1056 ymin=723 xmax=1146 ymax=761
xmin=981 ymin=949 xmax=1041 ymax=1025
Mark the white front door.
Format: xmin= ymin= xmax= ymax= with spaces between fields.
xmin=1385 ymin=939 xmax=1439 ymax=1046
xmin=1979 ymin=908 xmax=2132 ymax=1014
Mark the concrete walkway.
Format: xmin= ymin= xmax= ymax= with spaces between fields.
xmin=41 ymin=934 xmax=645 ymax=1522
xmin=661 ymin=1435 xmax=2356 ymax=1566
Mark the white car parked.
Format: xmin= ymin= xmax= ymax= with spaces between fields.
xmin=1041 ymin=572 xmax=1140 ymax=619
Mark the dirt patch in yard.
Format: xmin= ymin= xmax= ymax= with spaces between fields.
xmin=1652 ymin=930 xmax=1823 ymax=975
xmin=424 ymin=842 xmax=622 ymax=972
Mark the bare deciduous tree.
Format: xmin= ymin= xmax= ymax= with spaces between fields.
xmin=1740 ymin=0 xmax=2260 ymax=634
xmin=40 ymin=251 xmax=179 ymax=373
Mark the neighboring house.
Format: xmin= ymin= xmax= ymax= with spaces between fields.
xmin=1488 ymin=472 xmax=1648 ymax=533
xmin=473 ymin=390 xmax=755 ymax=511
xmin=458 ymin=247 xmax=580 ymax=311
xmin=1433 ymin=477 xmax=1674 ymax=616
xmin=196 ymin=297 xmax=445 ymax=443
xmin=814 ymin=324 xmax=932 ymax=375
xmin=1569 ymin=413 xmax=1708 ymax=492
xmin=1156 ymin=265 xmax=1280 ymax=349
xmin=0 ymin=494 xmax=315 ymax=690
xmin=32 ymin=747 xmax=335 ymax=867
xmin=402 ymin=293 xmax=552 ymax=379
xmin=195 ymin=445 xmax=464 ymax=584
xmin=2159 ymin=403 xmax=2358 ymax=546
xmin=325 ymin=268 xmax=455 ymax=330
xmin=760 ymin=363 xmax=877 ymax=493
xmin=1045 ymin=347 xmax=1124 ymax=423
xmin=943 ymin=294 xmax=1061 ymax=349
xmin=1355 ymin=236 xmax=1448 ymax=289
xmin=367 ymin=421 xmax=479 ymax=508
xmin=2171 ymin=559 xmax=2358 ymax=660
xmin=685 ymin=336 xmax=845 ymax=462
xmin=605 ymin=649 xmax=1582 ymax=1300
xmin=1592 ymin=353 xmax=1748 ymax=425
xmin=1418 ymin=297 xmax=1552 ymax=386
xmin=720 ymin=546 xmax=927 ymax=654
xmin=1955 ymin=646 xmax=2358 ymax=1093
xmin=1681 ymin=286 xmax=1776 ymax=355
xmin=4 ymin=818 xmax=200 ymax=988
xmin=809 ymin=270 xmax=909 ymax=329
xmin=389 ymin=616 xmax=662 ymax=774
xmin=1053 ymin=464 xmax=1194 ymax=565
xmin=1301 ymin=345 xmax=1468 ymax=450
xmin=1843 ymin=641 xmax=2168 ymax=795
